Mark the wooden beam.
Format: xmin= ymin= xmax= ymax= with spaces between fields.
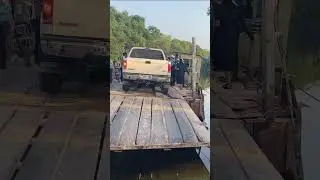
xmin=192 ymin=37 xmax=197 ymax=97
xmin=196 ymin=57 xmax=202 ymax=85
xmin=261 ymin=0 xmax=276 ymax=110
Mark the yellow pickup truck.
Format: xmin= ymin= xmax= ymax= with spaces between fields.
xmin=122 ymin=47 xmax=171 ymax=93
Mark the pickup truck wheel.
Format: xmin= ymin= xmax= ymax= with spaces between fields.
xmin=160 ymin=85 xmax=169 ymax=94
xmin=122 ymin=84 xmax=130 ymax=92
xmin=40 ymin=73 xmax=62 ymax=93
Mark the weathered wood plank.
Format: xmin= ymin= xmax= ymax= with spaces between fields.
xmin=150 ymin=98 xmax=168 ymax=145
xmin=14 ymin=111 xmax=77 ymax=180
xmin=171 ymin=100 xmax=198 ymax=143
xmin=179 ymin=100 xmax=210 ymax=143
xmin=0 ymin=93 xmax=45 ymax=107
xmin=162 ymin=100 xmax=183 ymax=144
xmin=0 ymin=109 xmax=43 ymax=180
xmin=136 ymin=98 xmax=152 ymax=146
xmin=110 ymin=97 xmax=134 ymax=147
xmin=0 ymin=66 xmax=37 ymax=93
xmin=110 ymin=95 xmax=115 ymax=103
xmin=212 ymin=119 xmax=248 ymax=180
xmin=110 ymin=96 xmax=124 ymax=122
xmin=212 ymin=94 xmax=238 ymax=119
xmin=97 ymin=116 xmax=110 ymax=180
xmin=118 ymin=98 xmax=143 ymax=147
xmin=221 ymin=98 xmax=260 ymax=111
xmin=167 ymin=87 xmax=185 ymax=99
xmin=110 ymin=96 xmax=210 ymax=150
xmin=0 ymin=106 xmax=15 ymax=132
xmin=218 ymin=119 xmax=284 ymax=180
xmin=52 ymin=111 xmax=105 ymax=180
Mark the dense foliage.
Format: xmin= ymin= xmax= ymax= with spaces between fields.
xmin=110 ymin=6 xmax=210 ymax=61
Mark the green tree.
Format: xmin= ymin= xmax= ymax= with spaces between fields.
xmin=110 ymin=6 xmax=210 ymax=87
xmin=110 ymin=6 xmax=209 ymax=60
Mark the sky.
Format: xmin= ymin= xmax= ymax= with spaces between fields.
xmin=110 ymin=0 xmax=210 ymax=50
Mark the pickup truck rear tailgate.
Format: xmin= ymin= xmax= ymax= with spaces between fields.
xmin=52 ymin=0 xmax=108 ymax=39
xmin=125 ymin=58 xmax=170 ymax=76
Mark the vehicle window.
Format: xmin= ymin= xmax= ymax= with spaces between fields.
xmin=129 ymin=49 xmax=165 ymax=60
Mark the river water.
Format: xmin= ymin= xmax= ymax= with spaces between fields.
xmin=197 ymin=89 xmax=210 ymax=171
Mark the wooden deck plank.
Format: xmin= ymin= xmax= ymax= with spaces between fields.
xmin=179 ymin=100 xmax=210 ymax=143
xmin=97 ymin=116 xmax=110 ymax=180
xmin=52 ymin=111 xmax=105 ymax=180
xmin=150 ymin=98 xmax=168 ymax=145
xmin=162 ymin=100 xmax=183 ymax=144
xmin=110 ymin=97 xmax=134 ymax=147
xmin=118 ymin=98 xmax=143 ymax=147
xmin=136 ymin=98 xmax=152 ymax=146
xmin=212 ymin=94 xmax=238 ymax=119
xmin=110 ymin=96 xmax=209 ymax=150
xmin=171 ymin=99 xmax=198 ymax=143
xmin=110 ymin=95 xmax=115 ymax=103
xmin=218 ymin=119 xmax=284 ymax=180
xmin=0 ymin=109 xmax=43 ymax=180
xmin=14 ymin=111 xmax=77 ymax=180
xmin=0 ymin=106 xmax=15 ymax=132
xmin=212 ymin=119 xmax=249 ymax=180
xmin=110 ymin=96 xmax=124 ymax=122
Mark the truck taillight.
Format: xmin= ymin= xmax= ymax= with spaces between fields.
xmin=123 ymin=60 xmax=127 ymax=69
xmin=43 ymin=0 xmax=53 ymax=24
xmin=168 ymin=63 xmax=171 ymax=73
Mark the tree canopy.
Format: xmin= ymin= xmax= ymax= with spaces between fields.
xmin=110 ymin=6 xmax=210 ymax=61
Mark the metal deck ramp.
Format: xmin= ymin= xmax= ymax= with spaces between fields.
xmin=110 ymin=95 xmax=210 ymax=151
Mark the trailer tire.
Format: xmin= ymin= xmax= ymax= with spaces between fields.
xmin=40 ymin=73 xmax=62 ymax=93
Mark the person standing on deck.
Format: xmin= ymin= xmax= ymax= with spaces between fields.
xmin=212 ymin=0 xmax=253 ymax=89
xmin=120 ymin=52 xmax=127 ymax=82
xmin=0 ymin=0 xmax=13 ymax=70
xmin=175 ymin=58 xmax=189 ymax=89
xmin=31 ymin=0 xmax=43 ymax=65
xmin=170 ymin=55 xmax=176 ymax=86
xmin=110 ymin=60 xmax=113 ymax=83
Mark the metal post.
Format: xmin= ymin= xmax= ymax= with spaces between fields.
xmin=261 ymin=0 xmax=276 ymax=111
xmin=192 ymin=37 xmax=197 ymax=97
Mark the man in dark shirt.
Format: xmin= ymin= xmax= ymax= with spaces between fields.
xmin=0 ymin=0 xmax=13 ymax=69
xmin=31 ymin=0 xmax=42 ymax=65
xmin=212 ymin=0 xmax=253 ymax=89
xmin=170 ymin=55 xmax=176 ymax=86
xmin=176 ymin=58 xmax=189 ymax=89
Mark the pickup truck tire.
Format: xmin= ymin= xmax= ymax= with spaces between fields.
xmin=40 ymin=72 xmax=62 ymax=93
xmin=160 ymin=84 xmax=169 ymax=94
xmin=122 ymin=84 xmax=130 ymax=92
